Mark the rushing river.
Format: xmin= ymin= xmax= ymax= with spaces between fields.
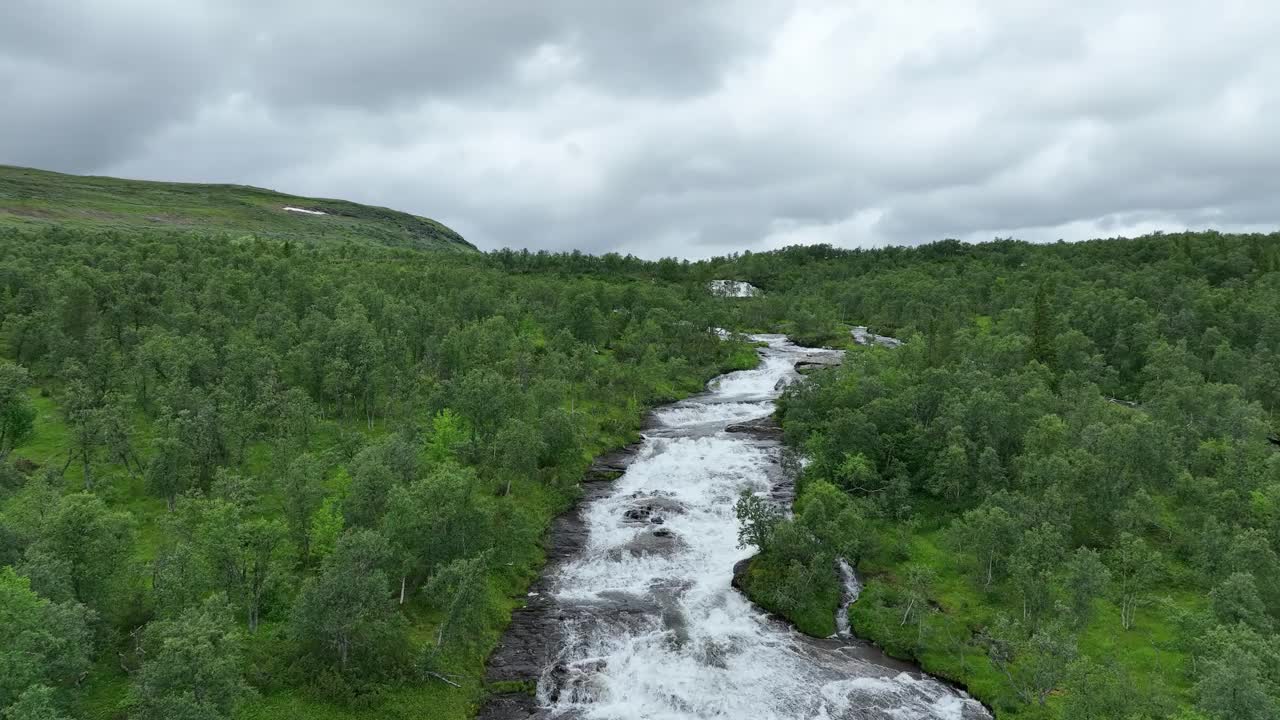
xmin=482 ymin=335 xmax=990 ymax=720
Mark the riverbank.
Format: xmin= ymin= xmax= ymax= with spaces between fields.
xmin=477 ymin=336 xmax=987 ymax=719
xmin=476 ymin=347 xmax=763 ymax=718
xmin=746 ymin=340 xmax=1204 ymax=719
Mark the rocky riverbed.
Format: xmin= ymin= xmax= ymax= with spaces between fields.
xmin=478 ymin=335 xmax=989 ymax=720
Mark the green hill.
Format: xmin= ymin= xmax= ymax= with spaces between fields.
xmin=0 ymin=164 xmax=475 ymax=252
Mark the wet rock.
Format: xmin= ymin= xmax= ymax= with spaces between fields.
xmin=795 ymin=358 xmax=841 ymax=372
xmin=482 ymin=588 xmax=562 ymax=685
xmin=774 ymin=376 xmax=792 ymax=391
xmin=659 ymin=601 xmax=690 ymax=647
xmin=622 ymin=504 xmax=671 ymax=525
xmin=726 ymin=415 xmax=782 ymax=438
xmin=731 ymin=556 xmax=754 ymax=593
xmin=625 ymin=492 xmax=686 ymax=514
xmin=482 ymin=443 xmax=631 ymax=697
xmin=586 ymin=441 xmax=643 ymax=481
xmin=769 ymin=477 xmax=796 ymax=505
xmin=587 ymin=591 xmax=660 ymax=615
xmin=546 ymin=659 xmax=608 ymax=706
xmin=621 ymin=494 xmax=685 ymax=526
xmin=611 ymin=527 xmax=686 ymax=559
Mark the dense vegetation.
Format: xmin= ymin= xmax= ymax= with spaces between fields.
xmin=0 ymin=223 xmax=756 ymax=720
xmin=726 ymin=234 xmax=1280 ymax=719
xmin=0 ymin=165 xmax=474 ymax=253
xmin=3 ymin=161 xmax=1277 ymax=720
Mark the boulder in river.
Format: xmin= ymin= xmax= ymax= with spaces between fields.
xmin=612 ymin=527 xmax=686 ymax=559
xmin=794 ymin=357 xmax=842 ymax=372
xmin=624 ymin=492 xmax=686 ymax=514
xmin=731 ymin=556 xmax=754 ymax=594
xmin=726 ymin=415 xmax=782 ymax=438
xmin=622 ymin=506 xmax=666 ymax=524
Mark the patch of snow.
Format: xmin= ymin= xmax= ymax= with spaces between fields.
xmin=283 ymin=206 xmax=327 ymax=216
xmin=708 ymin=279 xmax=760 ymax=298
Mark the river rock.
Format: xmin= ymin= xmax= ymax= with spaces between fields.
xmin=482 ymin=453 xmax=624 ymax=692
xmin=612 ymin=527 xmax=686 ymax=559
xmin=625 ymin=492 xmax=685 ymax=513
xmin=586 ymin=441 xmax=642 ymax=480
xmin=622 ymin=494 xmax=684 ymax=524
xmin=547 ymin=659 xmax=609 ymax=704
xmin=795 ymin=358 xmax=841 ymax=372
xmin=731 ymin=556 xmax=754 ymax=593
xmin=587 ymin=591 xmax=661 ymax=616
xmin=726 ymin=415 xmax=782 ymax=438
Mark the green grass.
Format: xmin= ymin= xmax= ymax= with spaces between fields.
xmin=739 ymin=555 xmax=840 ymax=637
xmin=735 ymin=490 xmax=1199 ymax=719
xmin=0 ymin=165 xmax=474 ymax=253
xmin=843 ymin=528 xmax=1196 ymax=718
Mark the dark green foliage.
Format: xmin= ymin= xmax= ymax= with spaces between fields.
xmin=24 ymin=492 xmax=135 ymax=614
xmin=423 ymin=552 xmax=500 ymax=655
xmin=734 ymin=232 xmax=1280 ymax=717
xmin=5 ymin=209 xmax=1279 ymax=719
xmin=0 ymin=567 xmax=95 ymax=713
xmin=0 ymin=362 xmax=35 ymax=460
xmin=0 ymin=221 xmax=757 ymax=716
xmin=3 ymin=685 xmax=73 ymax=720
xmin=126 ymin=596 xmax=253 ymax=720
xmin=733 ymin=491 xmax=782 ymax=551
xmin=289 ymin=529 xmax=410 ymax=687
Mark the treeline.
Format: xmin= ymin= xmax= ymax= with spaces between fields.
xmin=731 ymin=232 xmax=1280 ymax=718
xmin=0 ymin=225 xmax=755 ymax=719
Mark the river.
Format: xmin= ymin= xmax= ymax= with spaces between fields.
xmin=480 ymin=335 xmax=990 ymax=720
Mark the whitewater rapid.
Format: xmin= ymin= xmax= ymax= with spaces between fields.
xmin=522 ymin=335 xmax=989 ymax=719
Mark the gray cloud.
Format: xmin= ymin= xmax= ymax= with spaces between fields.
xmin=2 ymin=0 xmax=1278 ymax=258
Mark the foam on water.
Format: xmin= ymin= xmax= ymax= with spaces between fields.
xmin=652 ymin=401 xmax=773 ymax=430
xmin=540 ymin=335 xmax=988 ymax=719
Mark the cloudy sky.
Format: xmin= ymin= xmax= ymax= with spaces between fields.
xmin=3 ymin=1 xmax=1279 ymax=257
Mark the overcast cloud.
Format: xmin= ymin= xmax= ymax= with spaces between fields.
xmin=2 ymin=0 xmax=1278 ymax=257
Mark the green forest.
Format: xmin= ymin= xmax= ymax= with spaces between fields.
xmin=726 ymin=236 xmax=1280 ymax=719
xmin=0 ymin=221 xmax=757 ymax=720
xmin=2 ymin=176 xmax=1279 ymax=720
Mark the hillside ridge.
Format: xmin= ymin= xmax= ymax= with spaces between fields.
xmin=0 ymin=164 xmax=474 ymax=252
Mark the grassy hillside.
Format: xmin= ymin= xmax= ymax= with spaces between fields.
xmin=0 ymin=165 xmax=474 ymax=253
